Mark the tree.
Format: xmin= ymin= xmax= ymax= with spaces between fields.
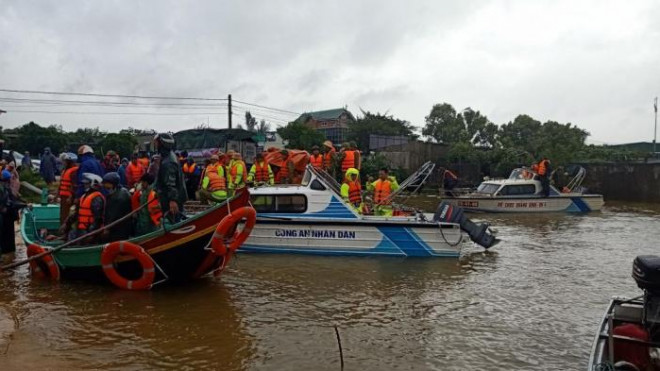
xmin=348 ymin=110 xmax=418 ymax=152
xmin=277 ymin=121 xmax=326 ymax=149
xmin=245 ymin=111 xmax=257 ymax=132
xmin=498 ymin=114 xmax=543 ymax=155
xmin=256 ymin=119 xmax=271 ymax=135
xmin=422 ymin=103 xmax=466 ymax=144
xmin=99 ymin=133 xmax=139 ymax=158
xmin=11 ymin=121 xmax=68 ymax=155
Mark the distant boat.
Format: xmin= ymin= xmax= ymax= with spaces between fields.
xmin=443 ymin=166 xmax=604 ymax=213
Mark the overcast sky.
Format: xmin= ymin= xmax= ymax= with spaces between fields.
xmin=0 ymin=0 xmax=658 ymax=144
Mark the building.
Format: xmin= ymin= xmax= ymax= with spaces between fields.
xmin=296 ymin=108 xmax=355 ymax=144
xmin=173 ymin=128 xmax=259 ymax=163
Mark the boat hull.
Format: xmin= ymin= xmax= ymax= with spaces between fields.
xmin=444 ymin=195 xmax=604 ymax=213
xmin=241 ymin=218 xmax=465 ymax=257
xmin=20 ymin=190 xmax=251 ymax=286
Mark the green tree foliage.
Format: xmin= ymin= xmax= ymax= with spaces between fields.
xmin=11 ymin=121 xmax=68 ymax=155
xmin=256 ymin=119 xmax=271 ymax=135
xmin=99 ymin=133 xmax=138 ymax=158
xmin=245 ymin=111 xmax=257 ymax=132
xmin=348 ymin=110 xmax=418 ymax=151
xmin=422 ymin=104 xmax=498 ymax=147
xmin=277 ymin=121 xmax=326 ymax=150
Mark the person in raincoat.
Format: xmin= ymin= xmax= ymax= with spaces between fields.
xmin=367 ymin=168 xmax=399 ymax=217
xmin=132 ymin=173 xmax=162 ymax=236
xmin=153 ymin=133 xmax=187 ymax=222
xmin=340 ymin=168 xmax=363 ymax=213
xmin=39 ymin=147 xmax=58 ymax=184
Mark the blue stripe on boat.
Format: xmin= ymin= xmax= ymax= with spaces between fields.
xmin=570 ymin=197 xmax=591 ymax=212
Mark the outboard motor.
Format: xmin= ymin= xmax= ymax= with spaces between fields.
xmin=633 ymin=255 xmax=660 ymax=329
xmin=432 ymin=201 xmax=499 ymax=249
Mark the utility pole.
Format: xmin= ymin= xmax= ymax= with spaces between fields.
xmin=654 ymin=97 xmax=658 ymax=154
xmin=228 ymin=94 xmax=232 ymax=129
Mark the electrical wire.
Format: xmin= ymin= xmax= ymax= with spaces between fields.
xmin=232 ymin=99 xmax=300 ymax=115
xmin=5 ymin=109 xmax=227 ymax=116
xmin=0 ymin=88 xmax=227 ymax=101
xmin=0 ymin=97 xmax=226 ymax=108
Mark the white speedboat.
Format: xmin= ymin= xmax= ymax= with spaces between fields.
xmin=444 ymin=166 xmax=604 ymax=213
xmin=242 ymin=166 xmax=499 ymax=257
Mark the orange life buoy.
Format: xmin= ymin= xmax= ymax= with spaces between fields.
xmin=27 ymin=244 xmax=60 ymax=281
xmin=210 ymin=207 xmax=257 ymax=256
xmin=101 ymin=241 xmax=155 ymax=290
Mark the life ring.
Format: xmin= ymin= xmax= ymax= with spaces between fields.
xmin=101 ymin=241 xmax=155 ymax=290
xmin=210 ymin=207 xmax=257 ymax=256
xmin=27 ymin=244 xmax=60 ymax=281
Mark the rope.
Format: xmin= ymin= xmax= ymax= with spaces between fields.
xmin=0 ymin=195 xmax=159 ymax=272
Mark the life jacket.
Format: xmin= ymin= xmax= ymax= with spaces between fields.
xmin=59 ymin=166 xmax=78 ymax=197
xmin=78 ymin=191 xmax=104 ymax=231
xmin=206 ymin=168 xmax=227 ymax=191
xmin=206 ymin=163 xmax=220 ymax=174
xmin=183 ymin=163 xmax=197 ymax=175
xmin=276 ymin=158 xmax=290 ymax=183
xmin=146 ymin=190 xmax=162 ymax=226
xmin=137 ymin=157 xmax=150 ymax=169
xmin=131 ymin=189 xmax=141 ymax=211
xmin=126 ymin=162 xmax=144 ymax=185
xmin=341 ymin=150 xmax=356 ymax=172
xmin=347 ymin=180 xmax=362 ymax=205
xmin=445 ymin=170 xmax=457 ymax=180
xmin=374 ymin=179 xmax=392 ymax=205
xmin=310 ymin=154 xmax=323 ymax=169
xmin=538 ymin=160 xmax=549 ymax=176
xmin=231 ymin=160 xmax=246 ymax=185
xmin=254 ymin=161 xmax=270 ymax=182
xmin=323 ymin=149 xmax=335 ymax=170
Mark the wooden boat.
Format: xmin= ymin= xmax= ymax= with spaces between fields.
xmin=19 ymin=189 xmax=254 ymax=290
xmin=588 ymin=255 xmax=660 ymax=370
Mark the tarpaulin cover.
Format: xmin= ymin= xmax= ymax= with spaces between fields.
xmin=264 ymin=148 xmax=310 ymax=172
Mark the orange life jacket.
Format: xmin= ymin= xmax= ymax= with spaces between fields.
xmin=131 ymin=190 xmax=141 ymax=211
xmin=59 ymin=166 xmax=78 ymax=198
xmin=310 ymin=154 xmax=323 ymax=169
xmin=78 ymin=191 xmax=104 ymax=231
xmin=374 ymin=179 xmax=392 ymax=205
xmin=348 ymin=180 xmax=362 ymax=205
xmin=231 ymin=160 xmax=246 ymax=184
xmin=137 ymin=157 xmax=150 ymax=169
xmin=182 ymin=163 xmax=197 ymax=175
xmin=206 ymin=168 xmax=227 ymax=191
xmin=254 ymin=161 xmax=270 ymax=182
xmin=126 ymin=162 xmax=144 ymax=187
xmin=341 ymin=150 xmax=356 ymax=172
xmin=206 ymin=163 xmax=219 ymax=175
xmin=445 ymin=170 xmax=457 ymax=180
xmin=323 ymin=149 xmax=335 ymax=170
xmin=538 ymin=160 xmax=549 ymax=176
xmin=276 ymin=158 xmax=291 ymax=183
xmin=146 ymin=190 xmax=162 ymax=226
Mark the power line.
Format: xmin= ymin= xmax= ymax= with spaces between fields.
xmin=232 ymin=99 xmax=301 ymax=115
xmin=0 ymin=88 xmax=228 ymax=102
xmin=5 ymin=109 xmax=227 ymax=116
xmin=233 ymin=103 xmax=298 ymax=118
xmin=0 ymin=97 xmax=226 ymax=108
xmin=231 ymin=110 xmax=289 ymax=124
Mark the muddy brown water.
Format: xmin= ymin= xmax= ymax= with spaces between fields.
xmin=1 ymin=199 xmax=659 ymax=370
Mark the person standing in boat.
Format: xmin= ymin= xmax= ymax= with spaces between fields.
xmin=59 ymin=153 xmax=79 ymax=224
xmin=69 ymin=173 xmax=105 ymax=244
xmin=340 ymin=168 xmax=363 ymax=213
xmin=367 ymin=168 xmax=399 ymax=217
xmin=182 ymin=157 xmax=201 ymax=201
xmin=199 ymin=156 xmax=228 ymax=204
xmin=125 ymin=153 xmax=145 ymax=190
xmin=275 ymin=150 xmax=294 ymax=184
xmin=309 ymin=146 xmax=323 ymax=170
xmin=537 ymin=157 xmax=552 ymax=197
xmin=0 ymin=170 xmax=18 ymax=263
xmin=322 ymin=140 xmax=336 ymax=177
xmin=153 ymin=133 xmax=187 ymax=223
xmin=75 ymin=145 xmax=104 ymax=200
xmin=228 ymin=152 xmax=246 ymax=195
xmin=442 ymin=168 xmax=458 ymax=196
xmin=340 ymin=142 xmax=361 ymax=175
xmin=101 ymin=172 xmax=133 ymax=242
xmin=132 ymin=173 xmax=162 ymax=235
xmin=247 ymin=152 xmax=274 ymax=186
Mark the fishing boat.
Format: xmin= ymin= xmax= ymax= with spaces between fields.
xmin=237 ymin=165 xmax=498 ymax=257
xmin=588 ymin=255 xmax=660 ymax=370
xmin=444 ymin=166 xmax=604 ymax=213
xmin=17 ymin=189 xmax=255 ymax=290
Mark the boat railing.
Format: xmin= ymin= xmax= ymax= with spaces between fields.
xmin=307 ymin=165 xmax=343 ymax=196
xmin=563 ymin=166 xmax=586 ymax=193
xmin=379 ymin=161 xmax=436 ymax=205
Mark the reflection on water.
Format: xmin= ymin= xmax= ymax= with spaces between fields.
xmin=2 ymin=201 xmax=660 ymax=370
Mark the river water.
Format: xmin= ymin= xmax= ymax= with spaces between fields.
xmin=1 ymin=200 xmax=660 ymax=370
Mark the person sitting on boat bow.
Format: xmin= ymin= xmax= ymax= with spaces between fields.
xmin=367 ymin=167 xmax=399 ymax=217
xmin=153 ymin=133 xmax=187 ymax=223
xmin=67 ymin=173 xmax=105 ymax=244
xmin=247 ymin=152 xmax=274 ymax=186
xmin=101 ymin=172 xmax=133 ymax=242
xmin=340 ymin=168 xmax=363 ymax=214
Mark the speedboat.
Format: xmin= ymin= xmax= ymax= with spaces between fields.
xmin=241 ymin=165 xmax=499 ymax=257
xmin=444 ymin=166 xmax=604 ymax=213
xmin=588 ymin=255 xmax=660 ymax=370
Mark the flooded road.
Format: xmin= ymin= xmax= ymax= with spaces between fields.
xmin=2 ymin=201 xmax=659 ymax=370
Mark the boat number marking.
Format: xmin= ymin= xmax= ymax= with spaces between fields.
xmin=496 ymin=201 xmax=547 ymax=208
xmin=458 ymin=201 xmax=479 ymax=208
xmin=170 ymin=225 xmax=196 ymax=234
xmin=275 ymin=229 xmax=356 ymax=239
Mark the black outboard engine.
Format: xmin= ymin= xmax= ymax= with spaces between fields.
xmin=633 ymin=255 xmax=660 ymax=328
xmin=432 ymin=201 xmax=499 ymax=249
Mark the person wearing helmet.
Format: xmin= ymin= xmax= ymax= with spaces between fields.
xmin=0 ymin=169 xmax=18 ymax=263
xmin=69 ymin=172 xmax=105 ymax=243
xmin=76 ymin=145 xmax=104 ymax=199
xmin=340 ymin=168 xmax=363 ymax=213
xmin=101 ymin=172 xmax=132 ymax=242
xmin=59 ymin=153 xmax=79 ymax=224
xmin=153 ymin=133 xmax=187 ymax=221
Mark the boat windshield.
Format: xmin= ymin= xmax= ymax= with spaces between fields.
xmin=508 ymin=168 xmax=535 ymax=180
xmin=301 ymin=170 xmax=311 ymax=186
xmin=476 ymin=183 xmax=500 ymax=195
